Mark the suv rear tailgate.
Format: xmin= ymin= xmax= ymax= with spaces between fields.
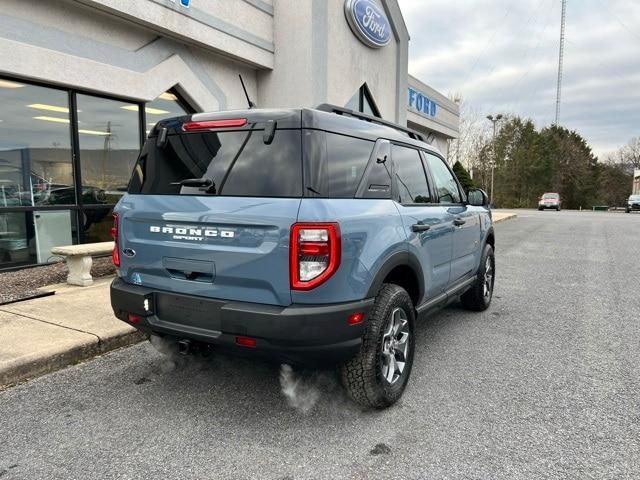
xmin=117 ymin=114 xmax=304 ymax=307
xmin=117 ymin=195 xmax=300 ymax=306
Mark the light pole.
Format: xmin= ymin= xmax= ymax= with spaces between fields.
xmin=486 ymin=114 xmax=503 ymax=205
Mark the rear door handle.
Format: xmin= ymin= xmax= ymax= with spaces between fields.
xmin=453 ymin=217 xmax=466 ymax=226
xmin=411 ymin=223 xmax=431 ymax=232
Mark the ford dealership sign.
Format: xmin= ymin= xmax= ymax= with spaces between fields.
xmin=344 ymin=0 xmax=392 ymax=49
xmin=408 ymin=87 xmax=438 ymax=118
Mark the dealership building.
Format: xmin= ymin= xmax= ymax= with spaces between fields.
xmin=0 ymin=0 xmax=459 ymax=271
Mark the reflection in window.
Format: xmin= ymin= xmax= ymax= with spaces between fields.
xmin=0 ymin=210 xmax=75 ymax=268
xmin=130 ymin=130 xmax=303 ymax=197
xmin=425 ymin=153 xmax=461 ymax=204
xmin=361 ymin=142 xmax=392 ymax=199
xmin=76 ymin=94 xmax=141 ymax=204
xmin=0 ymin=81 xmax=74 ymax=207
xmin=393 ymin=145 xmax=430 ymax=204
xmin=0 ymin=212 xmax=34 ymax=266
xmin=145 ymin=90 xmax=189 ymax=135
xmin=301 ymin=131 xmax=374 ymax=198
xmin=82 ymin=207 xmax=114 ymax=243
xmin=324 ymin=133 xmax=374 ymax=198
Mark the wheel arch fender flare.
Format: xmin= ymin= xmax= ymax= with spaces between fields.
xmin=485 ymin=226 xmax=496 ymax=251
xmin=365 ymin=251 xmax=425 ymax=305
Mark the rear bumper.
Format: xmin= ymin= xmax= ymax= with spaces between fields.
xmin=110 ymin=278 xmax=373 ymax=366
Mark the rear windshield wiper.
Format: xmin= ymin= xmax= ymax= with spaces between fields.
xmin=172 ymin=178 xmax=216 ymax=194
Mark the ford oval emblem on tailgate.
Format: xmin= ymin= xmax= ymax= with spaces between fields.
xmin=123 ymin=248 xmax=136 ymax=257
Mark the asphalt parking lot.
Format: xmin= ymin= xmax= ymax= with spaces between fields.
xmin=1 ymin=210 xmax=639 ymax=479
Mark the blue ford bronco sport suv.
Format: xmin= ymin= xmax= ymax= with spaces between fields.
xmin=110 ymin=104 xmax=495 ymax=408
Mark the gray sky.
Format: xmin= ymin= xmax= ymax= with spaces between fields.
xmin=398 ymin=0 xmax=640 ymax=158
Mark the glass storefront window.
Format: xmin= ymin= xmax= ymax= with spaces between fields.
xmin=145 ymin=90 xmax=189 ymax=135
xmin=0 ymin=81 xmax=74 ymax=207
xmin=0 ymin=210 xmax=75 ymax=268
xmin=76 ymin=94 xmax=141 ymax=205
xmin=81 ymin=207 xmax=114 ymax=243
xmin=0 ymin=80 xmax=194 ymax=269
xmin=0 ymin=211 xmax=33 ymax=266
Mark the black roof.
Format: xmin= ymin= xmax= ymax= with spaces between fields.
xmin=152 ymin=105 xmax=439 ymax=154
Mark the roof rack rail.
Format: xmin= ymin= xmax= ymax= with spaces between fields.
xmin=315 ymin=103 xmax=425 ymax=142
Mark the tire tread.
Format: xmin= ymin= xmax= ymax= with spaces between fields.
xmin=460 ymin=244 xmax=494 ymax=312
xmin=340 ymin=284 xmax=414 ymax=409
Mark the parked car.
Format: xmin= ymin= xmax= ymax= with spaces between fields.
xmin=538 ymin=192 xmax=561 ymax=211
xmin=0 ymin=169 xmax=107 ymax=207
xmin=109 ymin=105 xmax=495 ymax=409
xmin=627 ymin=194 xmax=640 ymax=213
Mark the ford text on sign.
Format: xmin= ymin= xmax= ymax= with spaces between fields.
xmin=408 ymin=87 xmax=437 ymax=118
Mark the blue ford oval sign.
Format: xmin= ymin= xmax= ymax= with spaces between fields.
xmin=344 ymin=0 xmax=392 ymax=49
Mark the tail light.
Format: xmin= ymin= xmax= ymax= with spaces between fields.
xmin=290 ymin=223 xmax=340 ymax=290
xmin=235 ymin=336 xmax=257 ymax=348
xmin=182 ymin=118 xmax=247 ymax=131
xmin=110 ymin=213 xmax=120 ymax=267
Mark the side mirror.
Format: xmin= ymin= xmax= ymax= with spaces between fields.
xmin=467 ymin=188 xmax=489 ymax=207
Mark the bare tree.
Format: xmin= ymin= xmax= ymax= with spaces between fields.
xmin=447 ymin=94 xmax=492 ymax=189
xmin=619 ymin=137 xmax=640 ymax=169
xmin=606 ymin=136 xmax=640 ymax=171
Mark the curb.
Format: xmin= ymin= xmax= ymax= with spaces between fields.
xmin=0 ymin=330 xmax=145 ymax=390
xmin=493 ymin=213 xmax=517 ymax=224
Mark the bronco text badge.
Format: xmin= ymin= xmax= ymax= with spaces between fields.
xmin=149 ymin=225 xmax=235 ymax=242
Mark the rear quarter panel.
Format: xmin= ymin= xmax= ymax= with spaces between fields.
xmin=292 ymin=199 xmax=406 ymax=304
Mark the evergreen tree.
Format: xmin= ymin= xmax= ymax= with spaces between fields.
xmin=452 ymin=161 xmax=475 ymax=191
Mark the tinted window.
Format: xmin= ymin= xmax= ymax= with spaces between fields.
xmin=303 ymin=131 xmax=374 ymax=198
xmin=129 ymin=129 xmax=302 ymax=197
xmin=325 ymin=133 xmax=373 ymax=197
xmin=360 ymin=141 xmax=392 ymax=199
xmin=425 ymin=153 xmax=461 ymax=203
xmin=392 ymin=145 xmax=430 ymax=204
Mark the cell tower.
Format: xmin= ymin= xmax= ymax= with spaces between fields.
xmin=555 ymin=0 xmax=567 ymax=125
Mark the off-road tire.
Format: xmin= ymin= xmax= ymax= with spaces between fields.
xmin=460 ymin=243 xmax=495 ymax=311
xmin=339 ymin=284 xmax=415 ymax=409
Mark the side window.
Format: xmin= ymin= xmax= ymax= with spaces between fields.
xmin=303 ymin=131 xmax=374 ymax=198
xmin=325 ymin=133 xmax=373 ymax=197
xmin=392 ymin=145 xmax=431 ymax=204
xmin=359 ymin=141 xmax=392 ymax=199
xmin=425 ymin=153 xmax=462 ymax=204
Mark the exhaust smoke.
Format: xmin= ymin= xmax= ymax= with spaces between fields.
xmin=279 ymin=364 xmax=360 ymax=415
xmin=279 ymin=364 xmax=321 ymax=414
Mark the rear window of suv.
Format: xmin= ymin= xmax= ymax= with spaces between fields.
xmin=128 ymin=129 xmax=302 ymax=197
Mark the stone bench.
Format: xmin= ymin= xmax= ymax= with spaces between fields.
xmin=51 ymin=242 xmax=115 ymax=287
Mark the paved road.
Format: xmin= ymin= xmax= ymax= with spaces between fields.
xmin=1 ymin=210 xmax=639 ymax=479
